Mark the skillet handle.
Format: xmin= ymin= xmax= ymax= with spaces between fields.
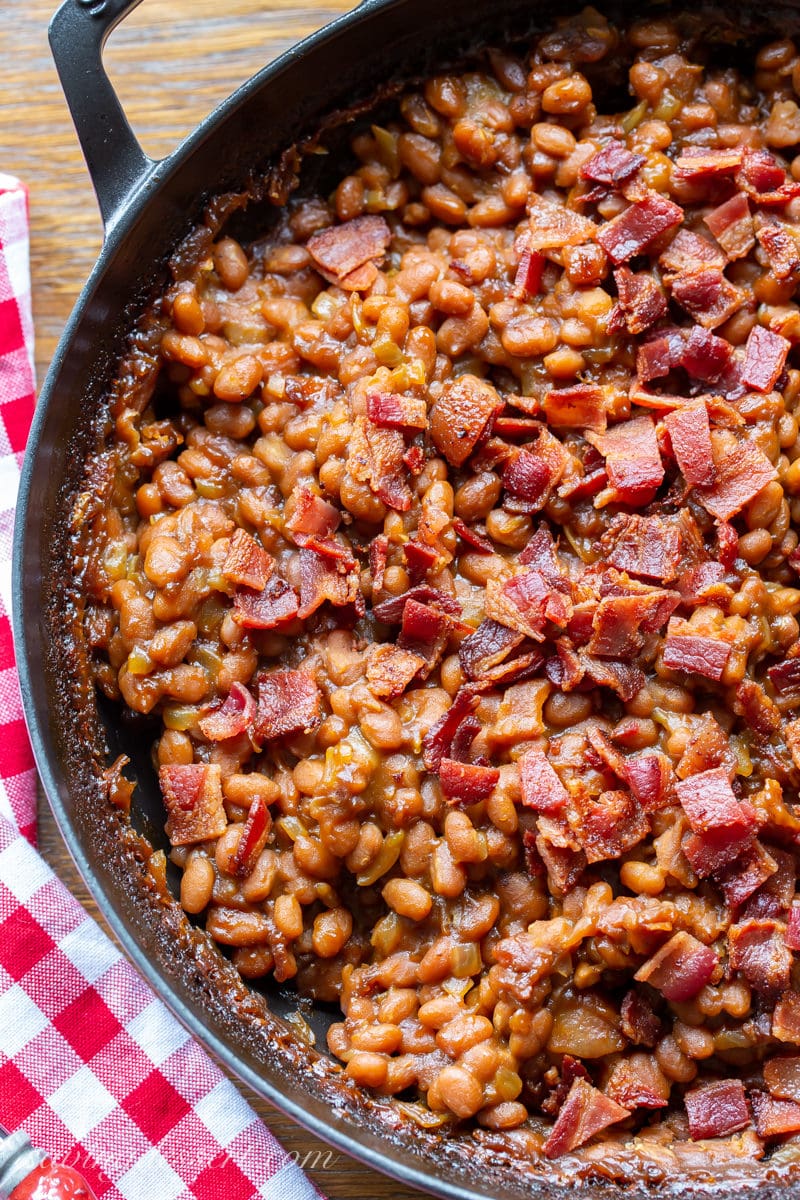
xmin=48 ymin=0 xmax=156 ymax=235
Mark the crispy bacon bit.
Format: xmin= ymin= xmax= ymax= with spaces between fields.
xmin=581 ymin=655 xmax=644 ymax=701
xmin=788 ymin=906 xmax=800 ymax=952
xmin=285 ymin=487 xmax=340 ymax=543
xmin=232 ymin=795 xmax=270 ymax=879
xmin=676 ymin=767 xmax=754 ymax=835
xmin=307 ymin=214 xmax=391 ymax=288
xmin=486 ymin=570 xmax=571 ymax=642
xmin=363 ymin=419 xmax=412 ymax=511
xmin=729 ymin=919 xmax=792 ymax=997
xmin=512 ymin=248 xmax=545 ymax=299
xmin=298 ymin=547 xmax=359 ymax=619
xmin=223 ymin=529 xmax=274 ymax=590
xmin=572 ymin=787 xmax=649 ymax=863
xmin=403 ymin=443 xmax=425 ymax=474
xmin=503 ymin=448 xmax=552 ymax=510
xmin=543 ymin=1078 xmax=630 ymax=1158
xmin=738 ymin=148 xmax=800 ymax=204
xmin=670 ymin=268 xmax=744 ymax=329
xmin=449 ymin=715 xmax=481 ymax=762
xmin=697 ymin=436 xmax=778 ymax=522
xmin=528 ymin=195 xmax=597 ymax=250
xmin=636 ymin=329 xmax=684 ymax=382
xmin=685 ymin=1081 xmax=750 ymax=1141
xmin=369 ymin=534 xmax=389 ymax=593
xmin=596 ymin=510 xmax=700 ymax=583
xmin=620 ymin=990 xmax=661 ymax=1047
xmin=581 ymin=140 xmax=645 ymax=186
xmin=232 ymin=576 xmax=299 ymax=629
xmin=373 ymin=584 xmax=461 ymax=625
xmin=740 ymin=325 xmax=791 ymax=392
xmin=734 ymin=679 xmax=781 ymax=737
xmin=253 ymin=669 xmax=321 ymax=742
xmin=519 ymin=746 xmax=569 ymax=815
xmin=536 ymin=817 xmax=587 ymax=896
xmin=664 ymin=400 xmax=715 ymax=488
xmin=624 ymin=753 xmax=674 ymax=812
xmin=597 ymin=193 xmax=683 ymax=264
xmin=717 ymin=841 xmax=778 ymax=910
xmin=366 ymin=390 xmax=428 ymax=430
xmin=397 ymin=599 xmax=451 ymax=675
xmin=764 ymin=1055 xmax=800 ymax=1101
xmin=634 ymin=931 xmax=718 ymax=1002
xmin=774 ymin=993 xmax=800 ymax=1043
xmin=675 ymin=147 xmax=744 ymax=178
xmin=680 ymin=326 xmax=733 ymax=383
xmin=751 ymin=1091 xmax=800 ymax=1139
xmin=586 ymin=415 xmax=663 ymax=505
xmin=439 ymin=757 xmax=499 ymax=803
xmin=429 ymin=375 xmax=502 ymax=467
xmin=613 ymin=266 xmax=667 ymax=334
xmin=452 ymin=517 xmax=493 ymax=554
xmin=742 ymin=848 xmax=795 ymax=920
xmin=366 ymin=644 xmax=426 ymax=698
xmin=662 ymin=621 xmax=731 ymax=682
xmin=768 ymin=656 xmax=800 ymax=695
xmin=544 ymin=384 xmax=607 ymax=431
xmin=423 ymin=686 xmax=480 ymax=771
xmin=588 ymin=590 xmax=679 ymax=658
xmin=459 ymin=618 xmax=525 ymax=679
xmin=198 ymin=681 xmax=256 ymax=742
xmin=159 ymin=763 xmax=227 ymax=846
xmin=403 ymin=539 xmax=438 ymax=582
xmin=659 ymin=229 xmax=726 ymax=276
xmin=704 ymin=193 xmax=754 ymax=260
xmin=756 ymin=217 xmax=800 ymax=280
xmin=605 ymin=1054 xmax=670 ymax=1110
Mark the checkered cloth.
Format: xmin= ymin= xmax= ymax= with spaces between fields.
xmin=0 ymin=174 xmax=323 ymax=1200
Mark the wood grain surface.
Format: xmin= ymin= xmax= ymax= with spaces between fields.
xmin=2 ymin=1 xmax=431 ymax=1195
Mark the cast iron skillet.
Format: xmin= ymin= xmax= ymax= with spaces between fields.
xmin=14 ymin=1 xmax=800 ymax=1196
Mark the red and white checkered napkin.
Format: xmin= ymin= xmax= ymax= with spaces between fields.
xmin=0 ymin=173 xmax=324 ymax=1200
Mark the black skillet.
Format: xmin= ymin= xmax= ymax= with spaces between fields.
xmin=12 ymin=1 xmax=800 ymax=1197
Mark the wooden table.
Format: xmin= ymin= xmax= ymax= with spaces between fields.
xmin=3 ymin=2 xmax=428 ymax=1195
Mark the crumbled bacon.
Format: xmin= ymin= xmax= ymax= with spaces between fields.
xmin=366 ymin=390 xmax=428 ymax=430
xmin=596 ymin=510 xmax=700 ymax=582
xmin=717 ymin=841 xmax=778 ymax=910
xmin=452 ymin=517 xmax=493 ymax=554
xmin=486 ymin=570 xmax=571 ymax=642
xmin=624 ymin=752 xmax=674 ymax=812
xmin=528 ymin=195 xmax=597 ymax=250
xmin=503 ymin=448 xmax=553 ymax=510
xmin=159 ymin=763 xmax=227 ymax=846
xmin=697 ymin=436 xmax=777 ymax=522
xmin=704 ymin=193 xmax=754 ymax=260
xmin=788 ymin=905 xmax=800 ymax=952
xmin=676 ymin=767 xmax=754 ymax=836
xmin=750 ymin=1091 xmax=800 ymax=1139
xmin=684 ymin=1081 xmax=750 ymax=1141
xmin=519 ymin=746 xmax=569 ymax=815
xmin=774 ymin=993 xmax=800 ymax=1043
xmin=588 ymin=590 xmax=679 ymax=658
xmin=298 ymin=547 xmax=360 ymax=619
xmin=580 ymin=655 xmax=644 ymax=701
xmin=756 ymin=217 xmax=800 ymax=279
xmin=764 ymin=1055 xmax=800 ymax=1101
xmin=397 ymin=598 xmax=451 ymax=675
xmin=572 ymin=787 xmax=649 ymax=863
xmin=768 ymin=656 xmax=800 ymax=695
xmin=307 ymin=214 xmax=391 ymax=288
xmin=512 ymin=248 xmax=545 ymax=299
xmin=535 ymin=817 xmax=587 ymax=896
xmin=636 ymin=329 xmax=685 ymax=382
xmin=423 ymin=686 xmax=480 ymax=771
xmin=596 ymin=193 xmax=683 ymax=264
xmin=366 ymin=643 xmax=426 ymax=698
xmin=634 ymin=931 xmax=718 ymax=1002
xmin=285 ymin=487 xmax=340 ymax=543
xmin=670 ymin=268 xmax=744 ymax=329
xmin=543 ymin=384 xmax=607 ymax=431
xmin=429 ymin=375 xmax=503 ymax=467
xmin=438 ymin=757 xmax=499 ymax=803
xmin=198 ymin=681 xmax=256 ymax=742
xmin=659 ymin=229 xmax=726 ymax=276
xmin=729 ymin=919 xmax=792 ymax=997
xmin=232 ymin=576 xmax=299 ymax=629
xmin=223 ymin=529 xmax=274 ymax=590
xmin=586 ymin=415 xmax=663 ymax=505
xmin=369 ymin=534 xmax=389 ymax=593
xmin=662 ymin=620 xmax=731 ymax=682
xmin=232 ymin=794 xmax=270 ymax=878
xmin=613 ymin=266 xmax=666 ymax=334
xmin=403 ymin=539 xmax=438 ymax=582
xmin=581 ymin=140 xmax=645 ymax=186
xmin=620 ymin=990 xmax=661 ymax=1047
xmin=680 ymin=326 xmax=734 ymax=384
xmin=605 ymin=1054 xmax=670 ymax=1110
xmin=253 ymin=669 xmax=321 ymax=742
xmin=543 ymin=1078 xmax=630 ymax=1158
xmin=449 ymin=715 xmax=481 ymax=762
xmin=459 ymin=618 xmax=525 ymax=679
xmin=664 ymin=400 xmax=715 ymax=488
xmin=362 ymin=419 xmax=412 ymax=511
xmin=373 ymin=585 xmax=461 ymax=624
xmin=740 ymin=325 xmax=791 ymax=392
xmin=675 ymin=147 xmax=744 ymax=179
xmin=735 ymin=679 xmax=781 ymax=737
xmin=741 ymin=848 xmax=795 ymax=920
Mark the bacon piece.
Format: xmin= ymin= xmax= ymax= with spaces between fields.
xmin=738 ymin=148 xmax=800 ymax=205
xmin=543 ymin=1078 xmax=630 ymax=1158
xmin=403 ymin=443 xmax=425 ymax=474
xmin=636 ymin=329 xmax=684 ymax=382
xmin=624 ymin=752 xmax=674 ymax=812
xmin=788 ymin=905 xmax=800 ymax=951
xmin=366 ymin=644 xmax=426 ymax=698
xmin=597 ymin=193 xmax=683 ymax=264
xmin=670 ymin=268 xmax=744 ymax=329
xmin=439 ymin=757 xmax=499 ymax=804
xmin=634 ymin=931 xmax=718 ymax=1002
xmin=741 ymin=848 xmax=795 ymax=920
xmin=588 ymin=590 xmax=679 ymax=658
xmin=581 ymin=140 xmax=645 ymax=186
xmin=159 ymin=763 xmax=227 ymax=846
xmin=676 ymin=767 xmax=753 ymax=833
xmin=519 ymin=747 xmax=569 ymax=815
xmin=528 ymin=196 xmax=597 ymax=250
xmin=459 ymin=618 xmax=525 ymax=679
xmin=704 ymin=193 xmax=754 ymax=260
xmin=423 ymin=686 xmax=480 ymax=772
xmin=659 ymin=229 xmax=726 ymax=276
xmin=572 ymin=787 xmax=649 ymax=863
xmin=685 ymin=1081 xmax=750 ymax=1141
xmin=397 ymin=599 xmax=451 ymax=675
xmin=366 ymin=391 xmax=428 ymax=431
xmin=662 ymin=622 xmax=731 ymax=682
xmin=369 ymin=534 xmax=389 ymax=593
xmin=503 ymin=448 xmax=552 ymax=510
xmin=613 ymin=266 xmax=666 ymax=334
xmin=307 ymin=214 xmax=391 ymax=287
xmin=765 ymin=1055 xmax=800 ymax=1101
xmin=449 ymin=715 xmax=481 ymax=762
xmin=232 ymin=576 xmax=299 ymax=629
xmin=751 ymin=1091 xmax=800 ymax=1139
xmin=429 ymin=375 xmax=502 ymax=467
xmin=544 ymin=383 xmax=607 ymax=431
xmin=285 ymin=487 xmax=340 ymax=544
xmin=733 ymin=680 xmax=780 ymax=741
xmin=679 ymin=562 xmax=728 ymax=608
xmin=679 ymin=330 xmax=732 ymax=388
xmin=605 ymin=1054 xmax=670 ymax=1110
xmin=452 ymin=517 xmax=493 ymax=554
xmin=512 ymin=248 xmax=545 ymax=299
xmin=717 ymin=841 xmax=779 ymax=910
xmin=536 ymin=817 xmax=587 ymax=896
xmin=675 ymin=147 xmax=744 ymax=179
xmin=729 ymin=919 xmax=792 ymax=997
xmin=586 ymin=415 xmax=663 ymax=505
xmin=486 ymin=570 xmax=571 ymax=642
xmin=223 ymin=529 xmax=274 ymax=590
xmin=768 ymin=656 xmax=800 ymax=695
xmin=664 ymin=400 xmax=715 ymax=488
xmin=363 ymin=419 xmax=412 ymax=511
xmin=775 ymin=993 xmax=800 ymax=1043
xmin=253 ymin=669 xmax=321 ymax=742
xmin=740 ymin=325 xmax=791 ymax=392
xmin=403 ymin=539 xmax=438 ymax=582
xmin=596 ymin=510 xmax=700 ymax=583
xmin=492 ymin=415 xmax=540 ymax=439
xmin=697 ymin=435 xmax=778 ymax=522
xmin=232 ymin=795 xmax=270 ymax=879
xmin=558 ymin=446 xmax=608 ymax=501
xmin=373 ymin=585 xmax=460 ymax=626
xmin=620 ymin=990 xmax=661 ymax=1047
xmin=297 ymin=547 xmax=360 ymax=619
xmin=756 ymin=217 xmax=800 ymax=279
xmin=580 ymin=655 xmax=644 ymax=701
xmin=198 ymin=682 xmax=256 ymax=742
